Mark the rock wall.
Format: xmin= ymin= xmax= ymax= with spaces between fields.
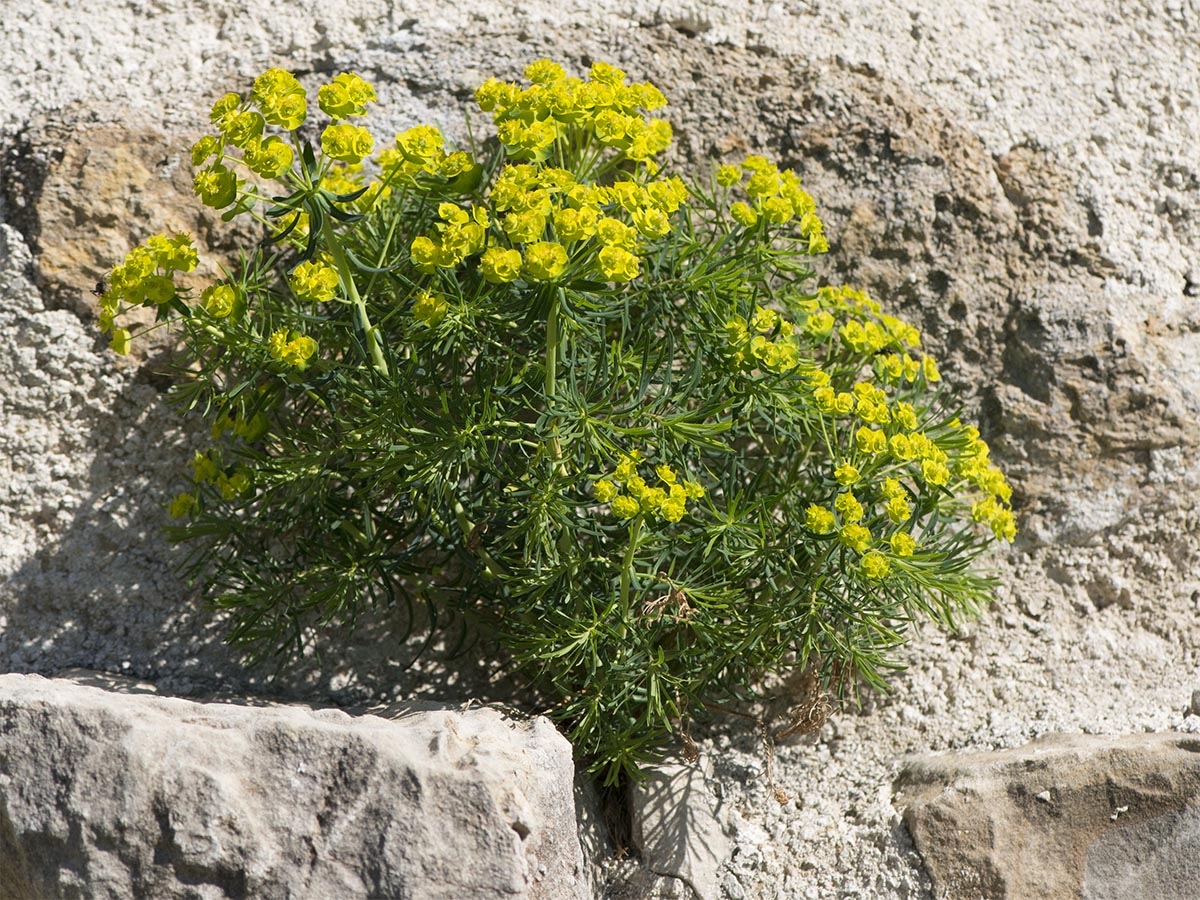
xmin=3 ymin=3 xmax=1200 ymax=897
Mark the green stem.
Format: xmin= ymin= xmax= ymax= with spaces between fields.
xmin=545 ymin=288 xmax=567 ymax=475
xmin=321 ymin=216 xmax=389 ymax=377
xmin=454 ymin=500 xmax=505 ymax=578
xmin=619 ymin=515 xmax=643 ymax=623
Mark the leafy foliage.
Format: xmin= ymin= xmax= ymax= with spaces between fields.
xmin=101 ymin=60 xmax=1016 ymax=783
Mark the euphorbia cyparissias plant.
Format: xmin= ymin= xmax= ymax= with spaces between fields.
xmin=100 ymin=59 xmax=1016 ymax=783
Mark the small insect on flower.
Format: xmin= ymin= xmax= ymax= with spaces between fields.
xmin=90 ymin=280 xmax=106 ymax=297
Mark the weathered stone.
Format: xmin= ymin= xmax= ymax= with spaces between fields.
xmin=0 ymin=673 xmax=594 ymax=900
xmin=629 ymin=756 xmax=731 ymax=900
xmin=894 ymin=732 xmax=1200 ymax=900
xmin=1 ymin=113 xmax=262 ymax=370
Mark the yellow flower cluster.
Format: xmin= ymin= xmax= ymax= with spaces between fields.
xmin=244 ymin=137 xmax=294 ymax=179
xmin=725 ymin=305 xmax=803 ymax=374
xmin=410 ymin=202 xmax=490 ymax=273
xmin=594 ymin=452 xmax=705 ymax=523
xmin=98 ymin=233 xmax=198 ymax=352
xmin=803 ymin=285 xmax=922 ymax=348
xmin=201 ymin=284 xmax=237 ymax=318
xmin=796 ymin=279 xmax=1019 ymax=569
xmin=268 ymin=328 xmax=317 ymax=368
xmin=321 ymin=123 xmax=374 ymax=165
xmin=184 ymin=450 xmax=254 ymax=512
xmin=805 ymin=487 xmax=915 ymax=578
xmin=409 ymin=158 xmax=687 ymax=284
xmin=807 ymin=410 xmax=1015 ymax=570
xmin=720 ymin=156 xmax=828 ymax=253
xmin=476 ymin=59 xmax=672 ymax=165
xmin=193 ymin=164 xmax=238 ymax=209
xmin=956 ymin=423 xmax=1017 ymax=541
xmin=289 ymin=260 xmax=340 ymax=302
xmin=193 ymin=70 xmax=379 ymax=213
xmin=251 ymin=68 xmax=307 ymax=130
xmin=480 ymin=247 xmax=523 ymax=283
xmin=812 ymin=369 xmax=955 ymax=488
xmin=378 ymin=125 xmax=477 ymax=187
xmin=411 ymin=290 xmax=449 ymax=326
xmin=318 ymin=72 xmax=376 ymax=119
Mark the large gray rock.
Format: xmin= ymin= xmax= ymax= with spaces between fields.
xmin=0 ymin=673 xmax=594 ymax=900
xmin=894 ymin=732 xmax=1200 ymax=900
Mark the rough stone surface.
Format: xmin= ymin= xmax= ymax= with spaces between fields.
xmin=630 ymin=758 xmax=733 ymax=900
xmin=0 ymin=672 xmax=592 ymax=900
xmin=894 ymin=732 xmax=1200 ymax=900
xmin=3 ymin=3 xmax=1200 ymax=898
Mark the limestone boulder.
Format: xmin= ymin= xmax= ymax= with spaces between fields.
xmin=0 ymin=673 xmax=594 ymax=900
xmin=894 ymin=732 xmax=1200 ymax=900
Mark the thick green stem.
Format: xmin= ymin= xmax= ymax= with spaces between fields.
xmin=545 ymin=288 xmax=561 ymax=405
xmin=321 ymin=217 xmax=389 ymax=377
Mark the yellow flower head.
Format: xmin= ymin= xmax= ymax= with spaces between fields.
xmin=805 ymin=311 xmax=835 ymax=337
xmin=522 ymin=241 xmax=568 ymax=281
xmin=835 ymin=492 xmax=864 ymax=523
xmin=855 ymin=427 xmax=887 ymax=455
xmin=597 ymin=246 xmax=639 ymax=282
xmin=834 ymin=463 xmax=859 ymax=486
xmin=594 ymin=480 xmax=619 ymax=503
xmin=612 ymin=495 xmax=640 ymax=519
xmin=318 ymin=72 xmax=376 ymax=119
xmin=410 ymin=236 xmax=439 ymax=273
xmin=716 ymin=164 xmax=742 ymax=188
xmin=480 ymin=247 xmax=523 ymax=283
xmin=861 ymin=551 xmax=891 ymax=580
xmin=730 ymin=202 xmax=757 ymax=227
xmin=321 ymin=123 xmax=374 ymax=165
xmin=805 ymin=504 xmax=836 ymax=535
xmin=554 ymin=206 xmax=600 ymax=243
xmin=921 ymin=459 xmax=950 ymax=487
xmin=886 ymin=495 xmax=912 ymax=524
xmin=289 ymin=260 xmax=340 ymax=303
xmin=252 ymin=68 xmax=307 ymax=130
xmin=245 ymin=136 xmax=295 ymax=178
xmin=839 ymin=523 xmax=872 ymax=553
xmin=412 ymin=290 xmax=448 ymax=326
xmin=201 ymin=284 xmax=237 ymax=318
xmin=194 ymin=166 xmax=238 ymax=209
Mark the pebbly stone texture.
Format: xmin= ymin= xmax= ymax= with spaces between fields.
xmin=894 ymin=732 xmax=1200 ymax=900
xmin=0 ymin=672 xmax=593 ymax=900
